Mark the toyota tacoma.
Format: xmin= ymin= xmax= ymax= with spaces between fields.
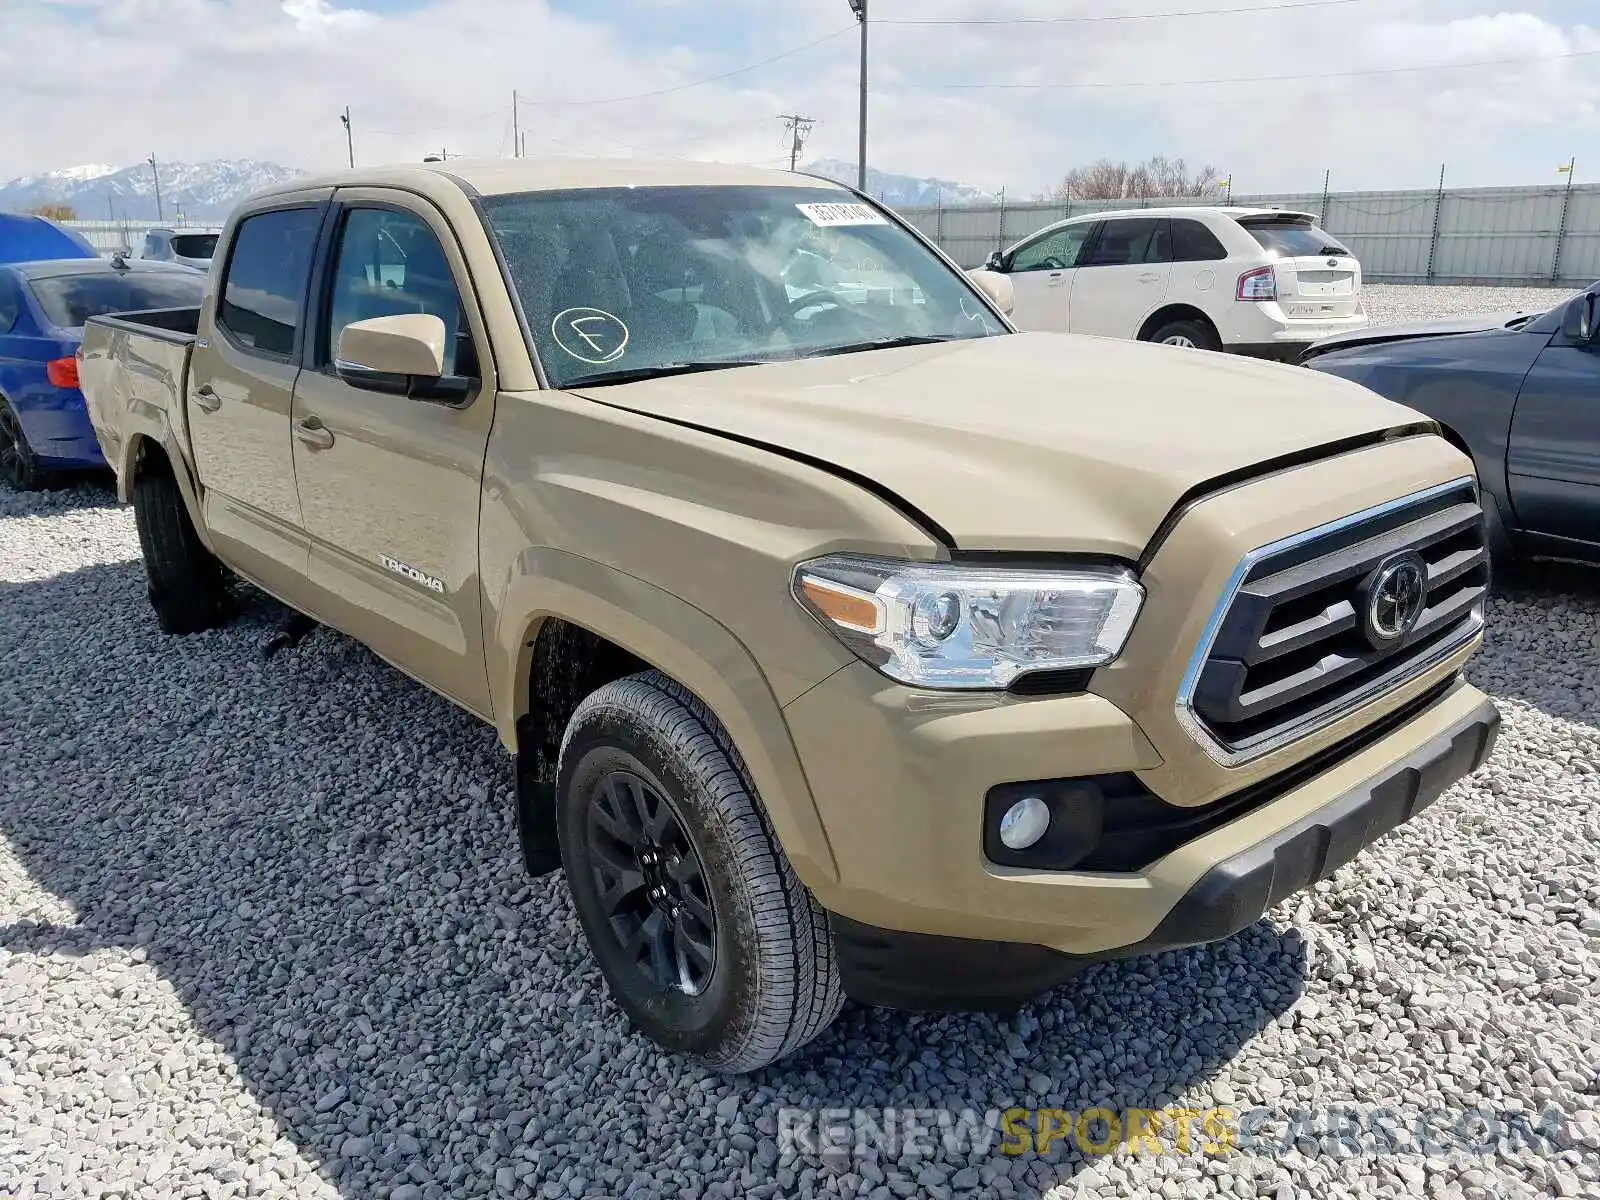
xmin=78 ymin=159 xmax=1499 ymax=1072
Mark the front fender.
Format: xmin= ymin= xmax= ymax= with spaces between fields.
xmin=487 ymin=546 xmax=841 ymax=889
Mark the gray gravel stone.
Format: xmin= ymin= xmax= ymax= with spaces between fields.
xmin=1 ymin=287 xmax=1597 ymax=1200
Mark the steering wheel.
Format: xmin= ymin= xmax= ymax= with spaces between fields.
xmin=788 ymin=290 xmax=847 ymax=318
xmin=1036 ymin=256 xmax=1067 ymax=271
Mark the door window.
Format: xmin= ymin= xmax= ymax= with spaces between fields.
xmin=1082 ymin=218 xmax=1169 ymax=267
xmin=217 ymin=208 xmax=321 ymax=358
xmin=1010 ymin=224 xmax=1093 ymax=273
xmin=1171 ymin=218 xmax=1229 ymax=262
xmin=323 ymin=208 xmax=476 ymax=379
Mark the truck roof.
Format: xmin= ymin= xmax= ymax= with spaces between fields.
xmin=246 ymin=158 xmax=847 ymax=203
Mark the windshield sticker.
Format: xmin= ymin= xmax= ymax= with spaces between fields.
xmin=796 ymin=202 xmax=889 ymax=229
xmin=552 ymin=308 xmax=630 ymax=364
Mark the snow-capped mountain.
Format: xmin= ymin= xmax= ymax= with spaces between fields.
xmin=802 ymin=158 xmax=996 ymax=207
xmin=0 ymin=160 xmax=304 ymax=222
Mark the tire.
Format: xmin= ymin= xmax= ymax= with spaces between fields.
xmin=132 ymin=461 xmax=231 ymax=634
xmin=0 ymin=395 xmax=50 ymax=492
xmin=557 ymin=671 xmax=843 ymax=1073
xmin=1145 ymin=317 xmax=1221 ymax=353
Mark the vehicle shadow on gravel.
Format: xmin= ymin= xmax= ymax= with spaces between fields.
xmin=0 ymin=554 xmax=1306 ymax=1200
xmin=1479 ymin=561 xmax=1600 ymax=731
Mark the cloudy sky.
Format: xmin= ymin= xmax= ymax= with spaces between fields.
xmin=3 ymin=0 xmax=1597 ymax=196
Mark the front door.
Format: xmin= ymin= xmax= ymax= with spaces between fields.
xmin=1066 ymin=217 xmax=1174 ymax=339
xmin=188 ymin=198 xmax=328 ymax=587
xmin=1507 ymin=315 xmax=1600 ymax=547
xmin=1001 ymin=221 xmax=1095 ymax=333
xmin=289 ymin=195 xmax=497 ymax=717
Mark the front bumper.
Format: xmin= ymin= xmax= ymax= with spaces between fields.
xmin=830 ymin=690 xmax=1498 ymax=1011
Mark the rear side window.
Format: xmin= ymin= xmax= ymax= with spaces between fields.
xmin=1171 ymin=218 xmax=1229 ymax=262
xmin=1237 ymin=218 xmax=1350 ymax=258
xmin=0 ymin=274 xmax=20 ymax=334
xmin=218 ymin=208 xmax=321 ymax=357
xmin=1083 ymin=218 xmax=1168 ymax=267
xmin=170 ymin=234 xmax=219 ymax=260
xmin=28 ymin=271 xmax=207 ymax=330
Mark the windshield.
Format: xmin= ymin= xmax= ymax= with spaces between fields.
xmin=170 ymin=234 xmax=219 ymax=260
xmin=30 ymin=270 xmax=206 ymax=329
xmin=480 ymin=185 xmax=1006 ymax=388
xmin=1236 ymin=218 xmax=1351 ymax=259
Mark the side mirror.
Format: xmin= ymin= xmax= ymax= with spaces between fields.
xmin=983 ymin=250 xmax=1006 ymax=272
xmin=966 ymin=268 xmax=1015 ymax=317
xmin=337 ymin=313 xmax=446 ymax=379
xmin=1561 ymin=293 xmax=1598 ymax=343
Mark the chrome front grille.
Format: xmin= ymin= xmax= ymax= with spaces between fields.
xmin=1178 ymin=478 xmax=1487 ymax=763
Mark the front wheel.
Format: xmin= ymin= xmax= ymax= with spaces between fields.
xmin=1145 ymin=317 xmax=1221 ymax=353
xmin=557 ymin=672 xmax=843 ymax=1073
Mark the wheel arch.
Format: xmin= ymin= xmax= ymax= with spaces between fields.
xmin=1137 ymin=303 xmax=1221 ymax=344
xmin=491 ymin=547 xmax=840 ymax=889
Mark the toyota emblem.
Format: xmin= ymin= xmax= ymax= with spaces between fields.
xmin=1364 ymin=553 xmax=1428 ymax=648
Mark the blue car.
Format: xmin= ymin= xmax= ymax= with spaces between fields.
xmin=0 ymin=257 xmax=207 ymax=489
xmin=0 ymin=212 xmax=99 ymax=264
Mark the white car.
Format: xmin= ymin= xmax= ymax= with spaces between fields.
xmin=983 ymin=206 xmax=1367 ymax=360
xmin=136 ymin=228 xmax=222 ymax=273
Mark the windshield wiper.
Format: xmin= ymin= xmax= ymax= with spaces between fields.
xmin=561 ymin=359 xmax=773 ymax=388
xmin=796 ymin=334 xmax=967 ymax=359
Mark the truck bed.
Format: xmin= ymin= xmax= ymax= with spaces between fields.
xmin=79 ymin=307 xmax=201 ymax=497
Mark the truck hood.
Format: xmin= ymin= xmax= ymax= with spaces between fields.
xmin=1302 ymin=312 xmax=1538 ymax=360
xmin=571 ymin=332 xmax=1431 ymax=558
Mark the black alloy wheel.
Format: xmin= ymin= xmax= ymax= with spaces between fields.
xmin=584 ymin=768 xmax=718 ymax=996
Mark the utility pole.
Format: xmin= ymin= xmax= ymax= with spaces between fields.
xmin=148 ymin=155 xmax=164 ymax=224
xmin=341 ymin=106 xmax=355 ymax=169
xmin=847 ymin=0 xmax=867 ymax=191
xmin=513 ymin=92 xmax=520 ymax=158
xmin=1552 ymin=156 xmax=1576 ymax=283
xmin=778 ymin=113 xmax=815 ymax=172
xmin=1425 ymin=162 xmax=1446 ymax=282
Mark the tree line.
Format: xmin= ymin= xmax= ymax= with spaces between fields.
xmin=1045 ymin=156 xmax=1223 ymax=202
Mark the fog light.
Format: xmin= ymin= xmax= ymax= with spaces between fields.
xmin=998 ymin=796 xmax=1050 ymax=851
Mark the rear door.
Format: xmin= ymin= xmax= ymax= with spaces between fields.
xmin=1067 ymin=217 xmax=1172 ymax=338
xmin=1000 ymin=221 xmax=1096 ymax=333
xmin=1506 ymin=314 xmax=1600 ymax=547
xmin=1233 ymin=214 xmax=1362 ymax=320
xmin=186 ymin=194 xmax=330 ymax=587
xmin=288 ymin=192 xmax=496 ymax=716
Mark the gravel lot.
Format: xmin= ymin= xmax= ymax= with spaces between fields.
xmin=2 ymin=284 xmax=1597 ymax=1200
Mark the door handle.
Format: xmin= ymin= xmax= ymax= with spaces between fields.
xmin=1047 ymin=274 xmax=1066 ymax=287
xmin=293 ymin=417 xmax=335 ymax=451
xmin=192 ymin=385 xmax=220 ymax=413
xmin=1138 ymin=273 xmax=1162 ymax=283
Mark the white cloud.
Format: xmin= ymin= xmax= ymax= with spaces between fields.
xmin=0 ymin=0 xmax=1596 ymax=196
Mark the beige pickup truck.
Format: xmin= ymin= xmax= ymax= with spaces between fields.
xmin=79 ymin=159 xmax=1499 ymax=1073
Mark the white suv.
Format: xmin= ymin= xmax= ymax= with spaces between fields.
xmin=984 ymin=207 xmax=1367 ymax=360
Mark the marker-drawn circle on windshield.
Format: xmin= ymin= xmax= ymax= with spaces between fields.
xmin=552 ymin=307 xmax=630 ymax=364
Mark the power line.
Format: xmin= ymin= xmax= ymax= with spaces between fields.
xmin=878 ymin=0 xmax=1367 ymax=24
xmin=916 ymin=47 xmax=1600 ymax=92
xmin=778 ymin=113 xmax=815 ymax=171
xmin=517 ymin=26 xmax=855 ymax=107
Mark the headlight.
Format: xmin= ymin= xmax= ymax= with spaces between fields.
xmin=792 ymin=554 xmax=1144 ymax=690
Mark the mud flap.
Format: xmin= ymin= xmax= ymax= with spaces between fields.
xmin=515 ymin=737 xmax=562 ymax=878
